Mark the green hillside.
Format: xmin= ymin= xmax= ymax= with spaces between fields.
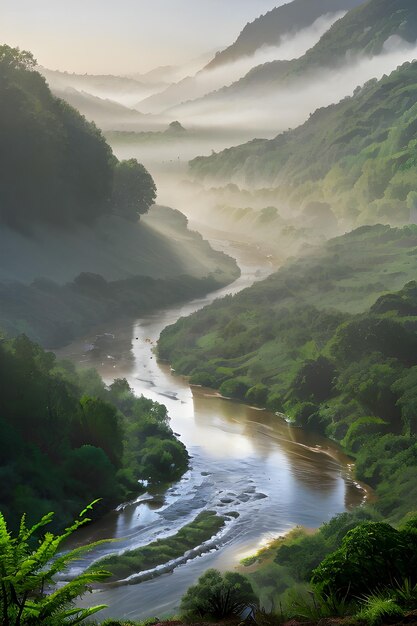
xmin=191 ymin=60 xmax=417 ymax=226
xmin=0 ymin=46 xmax=239 ymax=347
xmin=0 ymin=45 xmax=157 ymax=229
xmin=159 ymin=224 xmax=417 ymax=518
xmin=158 ymin=223 xmax=417 ymax=616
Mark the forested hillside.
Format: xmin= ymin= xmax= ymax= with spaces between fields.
xmin=0 ymin=45 xmax=156 ymax=229
xmin=205 ymin=0 xmax=364 ymax=69
xmin=183 ymin=0 xmax=417 ymax=107
xmin=0 ymin=45 xmax=239 ymax=347
xmin=0 ymin=334 xmax=188 ymax=531
xmin=191 ymin=61 xmax=417 ymax=226
xmin=159 ymin=224 xmax=417 ymax=522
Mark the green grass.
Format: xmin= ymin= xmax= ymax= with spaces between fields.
xmin=94 ymin=511 xmax=227 ymax=581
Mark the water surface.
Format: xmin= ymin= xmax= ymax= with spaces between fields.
xmin=60 ymin=237 xmax=365 ymax=620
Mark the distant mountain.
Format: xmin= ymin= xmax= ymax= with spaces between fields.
xmin=40 ymin=67 xmax=164 ymax=106
xmin=190 ymin=60 xmax=417 ymax=227
xmin=205 ymin=0 xmax=365 ymax=70
xmin=175 ymin=0 xmax=417 ymax=111
xmin=130 ymin=65 xmax=181 ymax=85
xmin=52 ymin=86 xmax=148 ymax=130
xmin=138 ymin=1 xmax=353 ymax=114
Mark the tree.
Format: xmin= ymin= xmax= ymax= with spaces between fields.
xmin=311 ymin=522 xmax=417 ymax=600
xmin=0 ymin=45 xmax=36 ymax=71
xmin=112 ymin=159 xmax=156 ymax=221
xmin=290 ymin=356 xmax=336 ymax=403
xmin=180 ymin=569 xmax=258 ymax=619
xmin=0 ymin=507 xmax=110 ymax=625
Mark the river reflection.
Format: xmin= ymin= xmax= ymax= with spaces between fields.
xmin=59 ymin=237 xmax=366 ymax=620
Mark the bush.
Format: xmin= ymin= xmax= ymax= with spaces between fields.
xmin=246 ymin=384 xmax=268 ymax=406
xmin=180 ymin=568 xmax=258 ymax=619
xmin=311 ymin=522 xmax=417 ymax=600
xmin=219 ymin=378 xmax=250 ymax=400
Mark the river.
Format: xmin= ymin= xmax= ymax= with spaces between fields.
xmin=59 ymin=234 xmax=366 ymax=621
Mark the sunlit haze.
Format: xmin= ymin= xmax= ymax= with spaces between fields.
xmin=2 ymin=0 xmax=287 ymax=74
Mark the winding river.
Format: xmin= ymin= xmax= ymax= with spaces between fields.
xmin=59 ymin=235 xmax=366 ymax=621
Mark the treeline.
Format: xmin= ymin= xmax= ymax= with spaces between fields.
xmin=0 ymin=271 xmax=229 ymax=349
xmin=191 ymin=59 xmax=417 ymax=227
xmin=0 ymin=333 xmax=188 ymax=530
xmin=0 ymin=45 xmax=155 ymax=230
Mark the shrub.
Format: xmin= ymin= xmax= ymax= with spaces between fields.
xmin=311 ymin=522 xmax=416 ymax=600
xmin=180 ymin=568 xmax=258 ymax=619
xmin=358 ymin=594 xmax=404 ymax=626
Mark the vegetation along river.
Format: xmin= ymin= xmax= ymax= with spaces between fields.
xmin=59 ymin=236 xmax=367 ymax=621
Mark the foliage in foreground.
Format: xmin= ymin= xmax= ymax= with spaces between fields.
xmin=311 ymin=520 xmax=417 ymax=599
xmin=180 ymin=568 xmax=258 ymax=620
xmin=0 ymin=508 xmax=110 ymax=626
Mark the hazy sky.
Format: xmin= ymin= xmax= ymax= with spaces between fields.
xmin=2 ymin=0 xmax=287 ymax=75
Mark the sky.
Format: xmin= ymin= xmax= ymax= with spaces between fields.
xmin=1 ymin=0 xmax=287 ymax=75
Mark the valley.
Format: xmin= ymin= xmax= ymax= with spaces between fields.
xmin=3 ymin=1 xmax=417 ymax=624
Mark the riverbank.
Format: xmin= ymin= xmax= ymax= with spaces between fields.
xmin=61 ymin=235 xmax=365 ymax=622
xmin=93 ymin=511 xmax=228 ymax=583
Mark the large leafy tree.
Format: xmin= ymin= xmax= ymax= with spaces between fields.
xmin=311 ymin=521 xmax=417 ymax=600
xmin=112 ymin=159 xmax=156 ymax=221
xmin=0 ymin=46 xmax=156 ymax=230
xmin=0 ymin=506 xmax=110 ymax=626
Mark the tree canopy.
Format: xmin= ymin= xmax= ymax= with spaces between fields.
xmin=0 ymin=334 xmax=188 ymax=531
xmin=0 ymin=45 xmax=156 ymax=230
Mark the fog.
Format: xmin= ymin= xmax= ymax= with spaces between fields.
xmin=40 ymin=69 xmax=167 ymax=109
xmin=136 ymin=12 xmax=346 ymax=114
xmin=164 ymin=37 xmax=417 ymax=136
xmin=104 ymin=34 xmax=417 ymax=263
xmin=107 ymin=35 xmax=417 ymax=170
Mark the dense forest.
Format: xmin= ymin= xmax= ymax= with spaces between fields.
xmin=0 ymin=333 xmax=188 ymax=531
xmin=157 ymin=224 xmax=417 ymax=618
xmin=191 ymin=60 xmax=417 ymax=227
xmin=159 ymin=224 xmax=417 ymax=519
xmin=0 ymin=45 xmax=156 ymax=229
xmin=0 ymin=46 xmax=239 ymax=348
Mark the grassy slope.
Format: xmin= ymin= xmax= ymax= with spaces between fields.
xmin=0 ymin=205 xmax=237 ymax=284
xmin=158 ymin=224 xmax=417 ymax=609
xmin=159 ymin=224 xmax=417 ymax=401
xmin=0 ymin=204 xmax=239 ymax=348
xmin=191 ymin=61 xmax=417 ymax=227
